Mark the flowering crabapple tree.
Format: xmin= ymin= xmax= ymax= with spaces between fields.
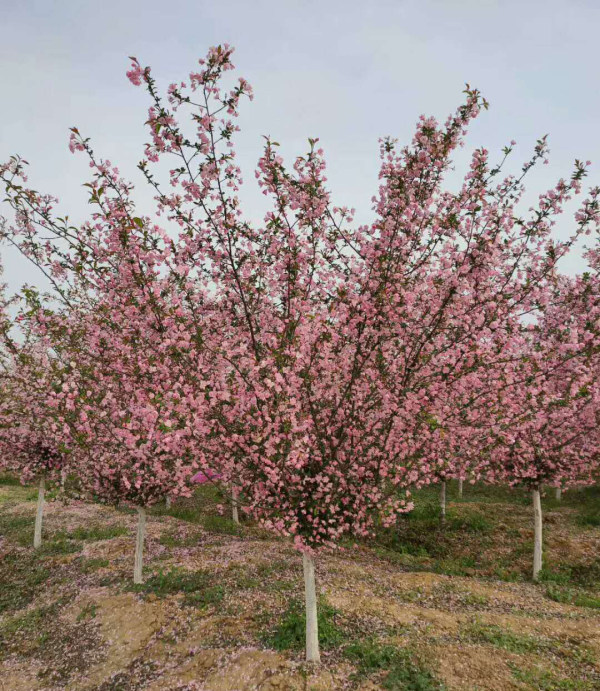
xmin=472 ymin=275 xmax=600 ymax=580
xmin=0 ymin=284 xmax=72 ymax=548
xmin=119 ymin=46 xmax=600 ymax=660
xmin=0 ymin=148 xmax=219 ymax=582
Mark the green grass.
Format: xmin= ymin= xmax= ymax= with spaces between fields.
xmin=264 ymin=597 xmax=345 ymax=652
xmin=129 ymin=567 xmax=223 ymax=608
xmin=545 ymin=585 xmax=600 ymax=610
xmin=38 ymin=538 xmax=82 ymax=556
xmin=0 ymin=553 xmax=50 ymax=613
xmin=510 ymin=663 xmax=597 ymax=690
xmin=0 ymin=472 xmax=21 ymax=486
xmin=539 ymin=562 xmax=600 ymax=590
xmin=462 ymin=621 xmax=548 ymax=655
xmin=201 ymin=514 xmax=242 ymax=535
xmin=0 ymin=512 xmax=35 ymax=546
xmin=76 ymin=557 xmax=110 ymax=574
xmin=0 ymin=601 xmax=62 ymax=659
xmin=344 ymin=638 xmax=445 ymax=690
xmin=76 ymin=603 xmax=98 ymax=622
xmin=61 ymin=524 xmax=128 ymax=541
xmin=181 ymin=585 xmax=224 ymax=608
xmin=158 ymin=530 xmax=202 ymax=548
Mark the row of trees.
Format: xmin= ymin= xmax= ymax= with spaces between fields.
xmin=1 ymin=46 xmax=599 ymax=663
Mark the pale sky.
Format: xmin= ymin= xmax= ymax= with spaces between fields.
xmin=1 ymin=0 xmax=599 ymax=296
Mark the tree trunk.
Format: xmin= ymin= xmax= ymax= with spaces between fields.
xmin=134 ymin=506 xmax=146 ymax=584
xmin=440 ymin=481 xmax=446 ymax=523
xmin=533 ymin=488 xmax=543 ymax=581
xmin=458 ymin=478 xmax=463 ymax=499
xmin=555 ymin=487 xmax=561 ymax=501
xmin=232 ymin=486 xmax=239 ymax=524
xmin=303 ymin=552 xmax=320 ymax=664
xmin=60 ymin=467 xmax=67 ymax=490
xmin=34 ymin=476 xmax=45 ymax=549
xmin=165 ymin=496 xmax=171 ymax=509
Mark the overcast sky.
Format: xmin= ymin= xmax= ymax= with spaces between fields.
xmin=1 ymin=0 xmax=599 ymax=296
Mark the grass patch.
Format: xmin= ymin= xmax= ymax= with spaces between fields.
xmin=0 ymin=473 xmax=21 ymax=486
xmin=0 ymin=512 xmax=36 ymax=546
xmin=265 ymin=597 xmax=345 ymax=652
xmin=76 ymin=603 xmax=98 ymax=622
xmin=158 ymin=530 xmax=202 ymax=548
xmin=201 ymin=514 xmax=242 ymax=536
xmin=510 ymin=663 xmax=596 ymax=690
xmin=129 ymin=566 xmax=222 ymax=609
xmin=433 ymin=555 xmax=477 ymax=577
xmin=75 ymin=557 xmax=110 ymax=574
xmin=38 ymin=538 xmax=82 ymax=556
xmin=0 ymin=601 xmax=62 ymax=659
xmin=182 ymin=585 xmax=224 ymax=608
xmin=0 ymin=553 xmax=50 ymax=613
xmin=62 ymin=524 xmax=128 ymax=542
xmin=462 ymin=621 xmax=548 ymax=655
xmin=545 ymin=585 xmax=600 ymax=610
xmin=344 ymin=638 xmax=445 ymax=690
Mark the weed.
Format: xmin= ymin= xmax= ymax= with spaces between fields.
xmin=130 ymin=567 xmax=215 ymax=601
xmin=77 ymin=603 xmax=98 ymax=621
xmin=182 ymin=585 xmax=224 ymax=608
xmin=265 ymin=597 xmax=345 ymax=651
xmin=545 ymin=585 xmax=600 ymax=609
xmin=201 ymin=514 xmax=242 ymax=536
xmin=76 ymin=557 xmax=110 ymax=574
xmin=0 ymin=473 xmax=21 ymax=486
xmin=510 ymin=663 xmax=596 ymax=690
xmin=344 ymin=638 xmax=445 ymax=690
xmin=462 ymin=621 xmax=547 ymax=655
xmin=0 ymin=553 xmax=50 ymax=613
xmin=63 ymin=524 xmax=128 ymax=541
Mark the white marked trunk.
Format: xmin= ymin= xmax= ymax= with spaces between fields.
xmin=440 ymin=481 xmax=446 ymax=522
xmin=34 ymin=476 xmax=45 ymax=549
xmin=165 ymin=496 xmax=171 ymax=509
xmin=458 ymin=478 xmax=463 ymax=499
xmin=232 ymin=486 xmax=239 ymax=524
xmin=533 ymin=488 xmax=543 ymax=581
xmin=303 ymin=552 xmax=320 ymax=664
xmin=134 ymin=506 xmax=146 ymax=584
xmin=555 ymin=487 xmax=562 ymax=501
xmin=60 ymin=467 xmax=67 ymax=489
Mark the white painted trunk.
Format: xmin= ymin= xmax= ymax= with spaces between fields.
xmin=555 ymin=487 xmax=562 ymax=501
xmin=165 ymin=496 xmax=172 ymax=509
xmin=533 ymin=488 xmax=543 ymax=581
xmin=440 ymin=481 xmax=446 ymax=521
xmin=134 ymin=506 xmax=146 ymax=584
xmin=303 ymin=552 xmax=320 ymax=663
xmin=458 ymin=478 xmax=463 ymax=499
xmin=232 ymin=486 xmax=239 ymax=524
xmin=34 ymin=476 xmax=45 ymax=549
xmin=60 ymin=467 xmax=67 ymax=489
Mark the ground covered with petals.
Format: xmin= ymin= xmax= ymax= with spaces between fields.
xmin=1 ymin=477 xmax=599 ymax=690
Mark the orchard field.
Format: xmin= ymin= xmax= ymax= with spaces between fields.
xmin=2 ymin=42 xmax=600 ymax=691
xmin=1 ymin=474 xmax=599 ymax=690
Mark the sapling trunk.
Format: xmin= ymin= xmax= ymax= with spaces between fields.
xmin=60 ymin=467 xmax=67 ymax=490
xmin=165 ymin=496 xmax=171 ymax=509
xmin=232 ymin=486 xmax=239 ymax=524
xmin=303 ymin=552 xmax=320 ymax=663
xmin=34 ymin=475 xmax=45 ymax=549
xmin=532 ymin=488 xmax=543 ymax=581
xmin=555 ymin=487 xmax=562 ymax=501
xmin=134 ymin=506 xmax=146 ymax=584
xmin=458 ymin=478 xmax=463 ymax=499
xmin=440 ymin=481 xmax=446 ymax=523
